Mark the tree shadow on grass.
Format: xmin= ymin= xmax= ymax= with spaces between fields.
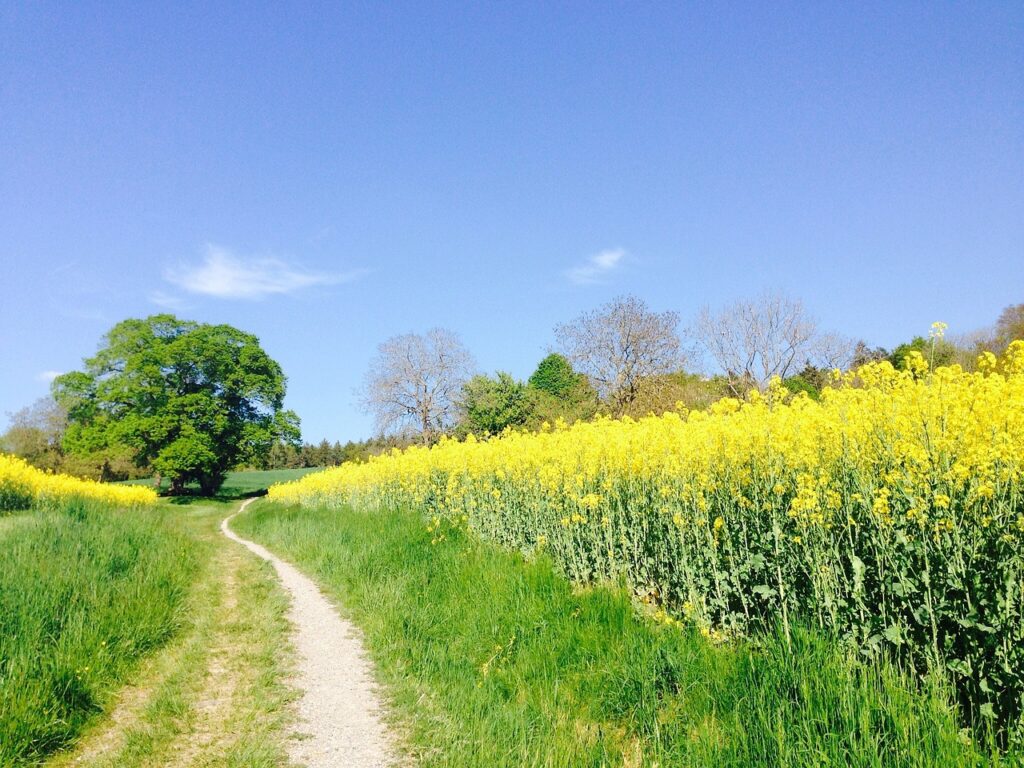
xmin=165 ymin=488 xmax=268 ymax=505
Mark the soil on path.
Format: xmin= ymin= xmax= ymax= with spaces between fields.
xmin=222 ymin=499 xmax=397 ymax=768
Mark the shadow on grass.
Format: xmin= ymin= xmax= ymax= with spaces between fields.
xmin=165 ymin=488 xmax=268 ymax=505
xmin=125 ymin=468 xmax=320 ymax=505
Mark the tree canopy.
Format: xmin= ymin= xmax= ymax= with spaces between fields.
xmin=459 ymin=372 xmax=534 ymax=437
xmin=993 ymin=304 xmax=1024 ymax=353
xmin=528 ymin=354 xmax=583 ymax=399
xmin=554 ymin=295 xmax=684 ymax=413
xmin=888 ymin=335 xmax=956 ymax=371
xmin=361 ymin=328 xmax=476 ymax=443
xmin=53 ymin=315 xmax=299 ymax=494
xmin=693 ymin=292 xmax=852 ymax=395
xmin=0 ymin=397 xmax=67 ymax=473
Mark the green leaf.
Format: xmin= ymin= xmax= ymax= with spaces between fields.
xmin=946 ymin=658 xmax=972 ymax=676
xmin=882 ymin=624 xmax=903 ymax=646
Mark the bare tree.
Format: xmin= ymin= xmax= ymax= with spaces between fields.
xmin=693 ymin=292 xmax=852 ymax=395
xmin=811 ymin=330 xmax=856 ymax=371
xmin=852 ymin=340 xmax=889 ymax=368
xmin=361 ymin=328 xmax=476 ymax=442
xmin=993 ymin=303 xmax=1024 ymax=353
xmin=554 ymin=295 xmax=684 ymax=413
xmin=1 ymin=396 xmax=68 ymax=471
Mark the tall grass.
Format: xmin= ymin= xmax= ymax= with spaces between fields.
xmin=236 ymin=501 xmax=1003 ymax=767
xmin=0 ymin=500 xmax=195 ymax=766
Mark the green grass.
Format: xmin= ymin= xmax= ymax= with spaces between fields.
xmin=234 ymin=501 xmax=1009 ymax=768
xmin=47 ymin=498 xmax=295 ymax=768
xmin=213 ymin=467 xmax=324 ymax=497
xmin=0 ymin=514 xmax=33 ymax=540
xmin=0 ymin=501 xmax=196 ymax=766
xmin=119 ymin=467 xmax=323 ymax=498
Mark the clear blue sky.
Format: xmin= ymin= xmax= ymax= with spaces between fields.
xmin=2 ymin=2 xmax=1022 ymax=442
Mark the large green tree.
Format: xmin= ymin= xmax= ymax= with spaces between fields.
xmin=53 ymin=315 xmax=300 ymax=494
xmin=527 ymin=353 xmax=584 ymax=399
xmin=459 ymin=372 xmax=534 ymax=437
xmin=527 ymin=353 xmax=598 ymax=425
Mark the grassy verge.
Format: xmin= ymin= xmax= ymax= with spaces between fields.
xmin=235 ymin=501 xmax=1005 ymax=768
xmin=0 ymin=501 xmax=195 ymax=766
xmin=46 ymin=498 xmax=295 ymax=768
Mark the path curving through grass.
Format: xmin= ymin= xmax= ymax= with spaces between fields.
xmin=222 ymin=499 xmax=397 ymax=768
xmin=45 ymin=497 xmax=294 ymax=768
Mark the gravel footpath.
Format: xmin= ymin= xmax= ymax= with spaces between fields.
xmin=222 ymin=499 xmax=397 ymax=768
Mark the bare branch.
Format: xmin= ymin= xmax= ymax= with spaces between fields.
xmin=692 ymin=292 xmax=850 ymax=394
xmin=360 ymin=328 xmax=476 ymax=442
xmin=554 ymin=295 xmax=684 ymax=413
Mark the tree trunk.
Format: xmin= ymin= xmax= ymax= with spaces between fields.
xmin=421 ymin=406 xmax=431 ymax=444
xmin=199 ymin=476 xmax=217 ymax=497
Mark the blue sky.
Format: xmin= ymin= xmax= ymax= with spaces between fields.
xmin=2 ymin=2 xmax=1022 ymax=442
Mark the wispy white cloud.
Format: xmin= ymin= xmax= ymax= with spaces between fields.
xmin=148 ymin=290 xmax=190 ymax=311
xmin=165 ymin=244 xmax=361 ymax=300
xmin=565 ymin=248 xmax=627 ymax=285
xmin=37 ymin=370 xmax=63 ymax=383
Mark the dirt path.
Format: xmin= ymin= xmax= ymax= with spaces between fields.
xmin=222 ymin=499 xmax=397 ymax=768
xmin=49 ymin=498 xmax=293 ymax=768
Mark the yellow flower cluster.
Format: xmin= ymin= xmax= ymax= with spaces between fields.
xmin=272 ymin=342 xmax=1024 ymax=728
xmin=273 ymin=344 xmax=1024 ymax=537
xmin=0 ymin=454 xmax=157 ymax=510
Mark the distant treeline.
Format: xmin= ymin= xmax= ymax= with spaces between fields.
xmin=3 ymin=297 xmax=1022 ymax=479
xmin=253 ymin=436 xmax=413 ymax=470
